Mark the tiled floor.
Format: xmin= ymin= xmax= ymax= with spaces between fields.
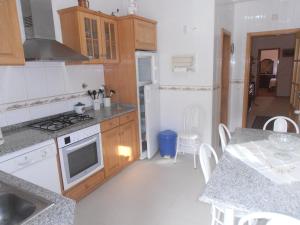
xmin=74 ymin=154 xmax=211 ymax=225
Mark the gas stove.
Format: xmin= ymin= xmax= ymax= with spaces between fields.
xmin=29 ymin=113 xmax=93 ymax=132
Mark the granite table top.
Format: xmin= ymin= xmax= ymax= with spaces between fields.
xmin=0 ymin=103 xmax=136 ymax=157
xmin=200 ymin=128 xmax=300 ymax=219
xmin=0 ymin=170 xmax=76 ymax=225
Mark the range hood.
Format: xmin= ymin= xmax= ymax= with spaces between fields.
xmin=20 ymin=0 xmax=89 ymax=62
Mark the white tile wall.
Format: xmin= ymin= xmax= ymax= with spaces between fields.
xmin=0 ymin=62 xmax=105 ymax=126
xmin=0 ymin=67 xmax=27 ymax=104
xmin=160 ymin=89 xmax=213 ymax=146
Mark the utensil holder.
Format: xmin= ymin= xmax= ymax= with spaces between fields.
xmin=104 ymin=97 xmax=111 ymax=107
xmin=93 ymin=99 xmax=101 ymax=111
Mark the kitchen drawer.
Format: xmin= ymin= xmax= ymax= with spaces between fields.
xmin=101 ymin=117 xmax=120 ymax=132
xmin=119 ymin=111 xmax=136 ymax=125
xmin=64 ymin=170 xmax=105 ymax=201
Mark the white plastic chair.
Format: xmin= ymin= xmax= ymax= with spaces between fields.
xmin=218 ymin=124 xmax=231 ymax=152
xmin=263 ymin=116 xmax=299 ymax=134
xmin=174 ymin=105 xmax=202 ymax=168
xmin=199 ymin=144 xmax=223 ymax=225
xmin=238 ymin=212 xmax=300 ymax=225
xmin=199 ymin=143 xmax=248 ymax=225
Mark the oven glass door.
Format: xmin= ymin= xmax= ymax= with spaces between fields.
xmin=61 ymin=134 xmax=103 ymax=189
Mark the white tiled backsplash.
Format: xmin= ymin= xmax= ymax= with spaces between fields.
xmin=0 ymin=62 xmax=105 ymax=127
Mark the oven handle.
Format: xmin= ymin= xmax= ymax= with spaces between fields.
xmin=62 ymin=135 xmax=99 ymax=153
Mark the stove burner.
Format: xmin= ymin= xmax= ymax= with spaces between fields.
xmin=29 ymin=113 xmax=93 ymax=132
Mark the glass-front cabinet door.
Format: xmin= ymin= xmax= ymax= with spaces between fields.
xmin=101 ymin=18 xmax=119 ymax=64
xmin=79 ymin=13 xmax=104 ymax=63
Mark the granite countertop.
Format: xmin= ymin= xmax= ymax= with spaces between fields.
xmin=0 ymin=170 xmax=76 ymax=225
xmin=200 ymin=128 xmax=300 ymax=219
xmin=0 ymin=103 xmax=136 ymax=157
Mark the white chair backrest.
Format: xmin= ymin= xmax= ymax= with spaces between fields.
xmin=198 ymin=144 xmax=219 ymax=183
xmin=263 ymin=116 xmax=299 ymax=134
xmin=238 ymin=212 xmax=300 ymax=225
xmin=218 ymin=123 xmax=231 ymax=152
xmin=183 ymin=105 xmax=202 ymax=134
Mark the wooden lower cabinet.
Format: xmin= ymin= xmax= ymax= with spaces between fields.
xmin=119 ymin=120 xmax=138 ymax=167
xmin=102 ymin=126 xmax=121 ymax=177
xmin=64 ymin=170 xmax=105 ymax=201
xmin=63 ymin=112 xmax=139 ymax=201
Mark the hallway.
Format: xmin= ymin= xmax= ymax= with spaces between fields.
xmin=247 ymin=96 xmax=291 ymax=128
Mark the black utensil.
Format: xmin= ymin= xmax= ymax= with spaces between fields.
xmin=88 ymin=90 xmax=93 ymax=100
xmin=92 ymin=90 xmax=97 ymax=100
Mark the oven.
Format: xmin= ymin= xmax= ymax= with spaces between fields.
xmin=57 ymin=124 xmax=103 ymax=190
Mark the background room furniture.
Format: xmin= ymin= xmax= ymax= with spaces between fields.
xmin=238 ymin=212 xmax=300 ymax=225
xmin=259 ymin=75 xmax=276 ymax=88
xmin=263 ymin=116 xmax=299 ymax=133
xmin=174 ymin=105 xmax=202 ymax=168
xmin=259 ymin=59 xmax=274 ymax=75
xmin=218 ymin=124 xmax=232 ymax=153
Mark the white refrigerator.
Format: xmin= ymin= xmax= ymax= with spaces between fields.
xmin=135 ymin=51 xmax=160 ymax=159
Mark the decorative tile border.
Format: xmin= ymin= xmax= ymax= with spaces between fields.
xmin=1 ymin=92 xmax=88 ymax=112
xmin=159 ymin=85 xmax=214 ymax=91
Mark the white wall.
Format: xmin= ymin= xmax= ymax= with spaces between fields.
xmin=0 ymin=0 xmax=124 ymax=127
xmin=135 ymin=0 xmax=216 ymax=146
xmin=229 ymin=0 xmax=300 ymax=130
xmin=212 ymin=0 xmax=234 ymax=150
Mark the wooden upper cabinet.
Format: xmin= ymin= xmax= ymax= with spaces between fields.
xmin=0 ymin=0 xmax=24 ymax=65
xmin=59 ymin=8 xmax=104 ymax=64
xmin=134 ymin=18 xmax=157 ymax=51
xmin=101 ymin=18 xmax=119 ymax=63
xmin=58 ymin=7 xmax=119 ymax=64
xmin=79 ymin=12 xmax=103 ymax=63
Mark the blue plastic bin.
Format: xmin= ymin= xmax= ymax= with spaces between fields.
xmin=158 ymin=130 xmax=177 ymax=158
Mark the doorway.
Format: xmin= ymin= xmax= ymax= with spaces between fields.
xmin=242 ymin=29 xmax=300 ymax=128
xmin=220 ymin=29 xmax=231 ymax=126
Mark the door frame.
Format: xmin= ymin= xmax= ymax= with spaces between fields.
xmin=241 ymin=28 xmax=300 ymax=127
xmin=220 ymin=28 xmax=232 ymax=125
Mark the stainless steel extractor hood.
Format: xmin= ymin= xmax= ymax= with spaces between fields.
xmin=20 ymin=0 xmax=89 ymax=62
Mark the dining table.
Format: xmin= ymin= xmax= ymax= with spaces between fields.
xmin=199 ymin=128 xmax=300 ymax=225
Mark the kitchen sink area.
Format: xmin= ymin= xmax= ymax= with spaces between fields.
xmin=0 ymin=171 xmax=75 ymax=225
xmin=0 ymin=182 xmax=53 ymax=225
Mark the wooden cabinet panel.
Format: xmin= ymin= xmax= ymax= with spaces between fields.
xmin=291 ymin=33 xmax=300 ymax=109
xmin=134 ymin=19 xmax=157 ymax=51
xmin=102 ymin=127 xmax=120 ymax=177
xmin=119 ymin=111 xmax=135 ymax=125
xmin=101 ymin=117 xmax=119 ymax=132
xmin=0 ymin=0 xmax=24 ymax=65
xmin=64 ymin=170 xmax=105 ymax=201
xmin=101 ymin=18 xmax=119 ymax=64
xmin=119 ymin=120 xmax=139 ymax=166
